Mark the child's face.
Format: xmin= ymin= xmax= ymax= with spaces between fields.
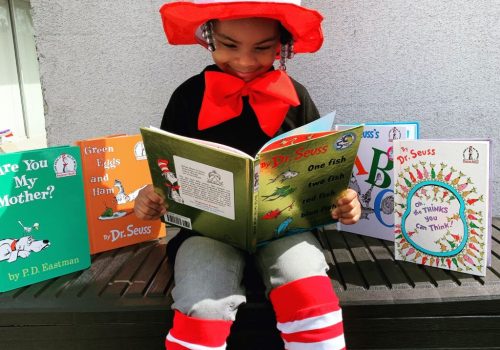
xmin=211 ymin=18 xmax=281 ymax=82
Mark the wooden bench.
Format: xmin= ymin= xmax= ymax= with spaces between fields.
xmin=2 ymin=218 xmax=500 ymax=349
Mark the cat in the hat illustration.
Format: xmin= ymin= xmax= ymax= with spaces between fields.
xmin=157 ymin=159 xmax=184 ymax=204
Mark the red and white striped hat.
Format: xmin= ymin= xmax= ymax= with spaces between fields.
xmin=159 ymin=0 xmax=324 ymax=53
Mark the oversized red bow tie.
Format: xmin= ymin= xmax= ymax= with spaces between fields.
xmin=198 ymin=70 xmax=300 ymax=137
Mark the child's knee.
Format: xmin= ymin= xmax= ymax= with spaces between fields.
xmin=256 ymin=232 xmax=329 ymax=290
xmin=172 ymin=236 xmax=247 ymax=321
xmin=174 ymin=294 xmax=246 ymax=321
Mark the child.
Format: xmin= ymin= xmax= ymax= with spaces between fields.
xmin=134 ymin=1 xmax=361 ymax=349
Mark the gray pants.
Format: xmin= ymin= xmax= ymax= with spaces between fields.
xmin=172 ymin=231 xmax=329 ymax=321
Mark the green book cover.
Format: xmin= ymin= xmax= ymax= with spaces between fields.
xmin=141 ymin=120 xmax=362 ymax=252
xmin=0 ymin=146 xmax=91 ymax=292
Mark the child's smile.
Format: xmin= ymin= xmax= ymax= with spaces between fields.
xmin=211 ymin=18 xmax=281 ymax=82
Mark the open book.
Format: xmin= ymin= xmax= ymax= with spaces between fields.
xmin=140 ymin=114 xmax=363 ymax=252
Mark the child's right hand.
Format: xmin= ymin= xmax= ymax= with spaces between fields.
xmin=134 ymin=184 xmax=168 ymax=220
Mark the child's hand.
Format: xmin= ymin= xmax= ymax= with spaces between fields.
xmin=134 ymin=184 xmax=168 ymax=220
xmin=331 ymin=189 xmax=361 ymax=225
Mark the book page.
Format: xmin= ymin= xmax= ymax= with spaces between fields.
xmin=147 ymin=126 xmax=252 ymax=159
xmin=258 ymin=111 xmax=336 ymax=152
xmin=171 ymin=155 xmax=235 ymax=220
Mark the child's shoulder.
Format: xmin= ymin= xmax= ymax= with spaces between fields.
xmin=172 ymin=65 xmax=219 ymax=96
xmin=288 ymin=75 xmax=313 ymax=101
xmin=289 ymin=76 xmax=307 ymax=91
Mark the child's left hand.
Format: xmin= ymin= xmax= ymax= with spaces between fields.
xmin=331 ymin=188 xmax=361 ymax=225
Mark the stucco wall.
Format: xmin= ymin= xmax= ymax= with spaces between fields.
xmin=30 ymin=0 xmax=499 ymax=215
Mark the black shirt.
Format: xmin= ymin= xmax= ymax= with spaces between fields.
xmin=161 ymin=65 xmax=320 ymax=157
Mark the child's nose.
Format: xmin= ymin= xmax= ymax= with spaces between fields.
xmin=237 ymin=52 xmax=258 ymax=69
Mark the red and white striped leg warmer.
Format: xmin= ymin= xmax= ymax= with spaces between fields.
xmin=270 ymin=276 xmax=346 ymax=350
xmin=165 ymin=310 xmax=233 ymax=350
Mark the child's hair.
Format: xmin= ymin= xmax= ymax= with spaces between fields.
xmin=200 ymin=19 xmax=294 ymax=70
xmin=278 ymin=23 xmax=294 ymax=71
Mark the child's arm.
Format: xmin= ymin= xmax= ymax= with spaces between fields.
xmin=134 ymin=185 xmax=168 ymax=220
xmin=331 ymin=189 xmax=361 ymax=225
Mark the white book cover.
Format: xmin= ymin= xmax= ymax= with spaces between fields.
xmin=337 ymin=122 xmax=419 ymax=241
xmin=393 ymin=139 xmax=492 ymax=276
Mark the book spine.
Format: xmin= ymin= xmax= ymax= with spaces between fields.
xmin=76 ymin=141 xmax=96 ymax=254
xmin=249 ymin=159 xmax=259 ymax=253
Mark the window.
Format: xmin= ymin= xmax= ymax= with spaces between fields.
xmin=0 ymin=0 xmax=46 ymax=151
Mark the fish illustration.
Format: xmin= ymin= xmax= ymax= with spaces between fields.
xmin=268 ymin=169 xmax=299 ymax=184
xmin=261 ymin=185 xmax=296 ymax=201
xmin=275 ymin=217 xmax=293 ymax=236
xmin=262 ymin=201 xmax=295 ymax=220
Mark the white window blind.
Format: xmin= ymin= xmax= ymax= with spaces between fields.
xmin=0 ymin=0 xmax=45 ymax=150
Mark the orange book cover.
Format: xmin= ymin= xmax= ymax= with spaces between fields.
xmin=76 ymin=134 xmax=166 ymax=254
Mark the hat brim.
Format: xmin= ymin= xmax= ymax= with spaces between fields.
xmin=160 ymin=2 xmax=324 ymax=53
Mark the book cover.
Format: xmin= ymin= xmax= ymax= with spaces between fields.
xmin=76 ymin=134 xmax=166 ymax=254
xmin=393 ymin=139 xmax=492 ymax=276
xmin=337 ymin=122 xmax=419 ymax=241
xmin=0 ymin=146 xmax=91 ymax=292
xmin=140 ymin=116 xmax=363 ymax=252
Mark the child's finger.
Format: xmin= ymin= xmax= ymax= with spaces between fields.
xmin=142 ymin=185 xmax=165 ymax=204
xmin=134 ymin=202 xmax=166 ymax=220
xmin=332 ymin=189 xmax=361 ymax=223
xmin=337 ymin=188 xmax=358 ymax=205
xmin=134 ymin=185 xmax=167 ymax=220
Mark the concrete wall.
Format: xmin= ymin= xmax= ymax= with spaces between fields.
xmin=30 ymin=0 xmax=499 ymax=215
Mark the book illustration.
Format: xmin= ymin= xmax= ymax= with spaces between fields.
xmin=255 ymin=128 xmax=362 ymax=246
xmin=261 ymin=185 xmax=296 ymax=201
xmin=54 ymin=153 xmax=77 ymax=177
xmin=253 ymin=165 xmax=260 ymax=192
xmin=157 ymin=159 xmax=184 ymax=204
xmin=208 ymin=170 xmax=224 ymax=186
xmin=18 ymin=220 xmax=40 ymax=233
xmin=275 ymin=217 xmax=294 ymax=236
xmin=1 ymin=221 xmax=49 ymax=263
xmin=77 ymin=134 xmax=166 ymax=254
xmin=388 ymin=126 xmax=402 ymax=141
xmin=261 ymin=201 xmax=317 ymax=240
xmin=134 ymin=141 xmax=147 ymax=160
xmin=336 ymin=123 xmax=419 ymax=241
xmin=395 ymin=162 xmax=485 ymax=273
xmin=0 ymin=235 xmax=50 ymax=263
xmin=350 ymin=171 xmax=396 ymax=221
xmin=113 ymin=179 xmax=145 ymax=205
xmin=261 ymin=201 xmax=295 ymax=219
xmin=335 ymin=131 xmax=357 ymax=150
xmin=268 ymin=168 xmax=299 ymax=184
xmin=98 ymin=201 xmax=129 ymax=221
xmin=394 ymin=140 xmax=491 ymax=276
